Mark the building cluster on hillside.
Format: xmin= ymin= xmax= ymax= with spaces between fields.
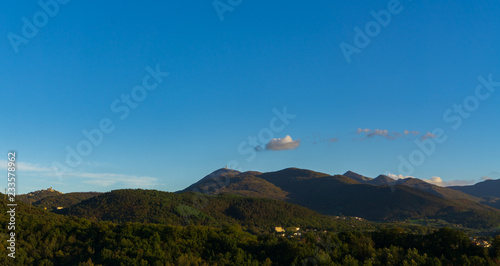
xmin=469 ymin=237 xmax=491 ymax=248
xmin=334 ymin=216 xmax=363 ymax=221
xmin=274 ymin=227 xmax=301 ymax=238
xmin=27 ymin=187 xmax=63 ymax=196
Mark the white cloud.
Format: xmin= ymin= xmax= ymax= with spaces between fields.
xmin=367 ymin=129 xmax=396 ymax=139
xmin=265 ymin=135 xmax=301 ymax=151
xmin=387 ymin=174 xmax=414 ymax=180
xmin=387 ymin=173 xmax=488 ymax=187
xmin=423 ymin=176 xmax=444 ymax=186
xmin=356 ymin=128 xmax=371 ymax=134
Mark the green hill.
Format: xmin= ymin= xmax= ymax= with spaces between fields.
xmin=33 ymin=192 xmax=102 ymax=209
xmin=17 ymin=187 xmax=63 ymax=204
xmin=55 ymin=189 xmax=373 ymax=234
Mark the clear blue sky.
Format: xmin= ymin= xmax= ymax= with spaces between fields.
xmin=1 ymin=0 xmax=499 ymax=193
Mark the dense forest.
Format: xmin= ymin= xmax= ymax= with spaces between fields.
xmin=1 ymin=191 xmax=500 ymax=265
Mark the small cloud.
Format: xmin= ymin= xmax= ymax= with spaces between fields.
xmin=387 ymin=174 xmax=415 ymax=180
xmin=356 ymin=128 xmax=371 ymax=134
xmin=423 ymin=176 xmax=444 ymax=186
xmin=420 ymin=132 xmax=437 ymax=140
xmin=367 ymin=129 xmax=397 ymax=139
xmin=404 ymin=130 xmax=420 ymax=135
xmin=265 ymin=135 xmax=301 ymax=151
xmin=387 ymin=173 xmax=487 ymax=187
xmin=356 ymin=128 xmax=425 ymax=141
xmin=356 ymin=128 xmax=400 ymax=140
xmin=328 ymin=138 xmax=339 ymax=143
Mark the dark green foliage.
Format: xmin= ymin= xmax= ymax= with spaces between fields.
xmin=16 ymin=188 xmax=63 ymax=204
xmin=55 ymin=189 xmax=373 ymax=234
xmin=33 ymin=192 xmax=102 ymax=209
xmin=1 ymin=195 xmax=500 ymax=265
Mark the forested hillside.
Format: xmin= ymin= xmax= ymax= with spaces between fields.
xmin=1 ymin=196 xmax=500 ymax=265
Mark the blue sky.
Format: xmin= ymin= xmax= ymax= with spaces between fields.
xmin=1 ymin=0 xmax=499 ymax=193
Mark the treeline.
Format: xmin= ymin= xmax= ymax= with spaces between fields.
xmin=1 ymin=191 xmax=500 ymax=265
xmin=1 ymin=213 xmax=500 ymax=265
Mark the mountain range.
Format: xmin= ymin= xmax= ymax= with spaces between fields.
xmin=179 ymin=168 xmax=500 ymax=228
xmin=16 ymin=167 xmax=500 ymax=229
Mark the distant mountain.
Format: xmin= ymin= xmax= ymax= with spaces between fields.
xmin=182 ymin=168 xmax=242 ymax=193
xmin=449 ymin=179 xmax=500 ymax=198
xmin=340 ymin=172 xmax=477 ymax=201
xmin=367 ymin=175 xmax=395 ymax=186
xmin=182 ymin=168 xmax=500 ymax=228
xmin=393 ymin=178 xmax=481 ymax=202
xmin=343 ymin=171 xmax=372 ymax=183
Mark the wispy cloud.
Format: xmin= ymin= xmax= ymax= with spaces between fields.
xmin=0 ymin=160 xmax=159 ymax=188
xmin=420 ymin=132 xmax=437 ymax=140
xmin=0 ymin=160 xmax=53 ymax=172
xmin=59 ymin=172 xmax=159 ymax=188
xmin=355 ymin=128 xmax=426 ymax=141
xmin=387 ymin=173 xmax=491 ymax=187
xmin=356 ymin=128 xmax=405 ymax=140
xmin=266 ymin=135 xmax=301 ymax=151
xmin=404 ymin=130 xmax=420 ymax=135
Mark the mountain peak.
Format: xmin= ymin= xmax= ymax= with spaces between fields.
xmin=199 ymin=168 xmax=241 ymax=182
xmin=179 ymin=168 xmax=241 ymax=193
xmin=396 ymin=178 xmax=428 ymax=186
xmin=342 ymin=171 xmax=372 ymax=182
xmin=367 ymin=175 xmax=396 ymax=185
